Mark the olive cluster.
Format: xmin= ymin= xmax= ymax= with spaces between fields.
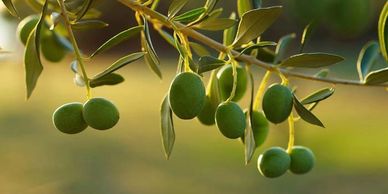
xmin=168 ymin=64 xmax=315 ymax=178
xmin=17 ymin=15 xmax=68 ymax=62
xmin=52 ymin=98 xmax=119 ymax=134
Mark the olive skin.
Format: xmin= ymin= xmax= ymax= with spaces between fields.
xmin=258 ymin=147 xmax=291 ymax=178
xmin=41 ymin=30 xmax=66 ymax=62
xmin=215 ymin=101 xmax=246 ymax=139
xmin=52 ymin=102 xmax=88 ymax=134
xmin=169 ymin=72 xmax=206 ymax=120
xmin=289 ymin=146 xmax=315 ymax=174
xmin=197 ymin=96 xmax=217 ymax=125
xmin=217 ymin=64 xmax=248 ymax=102
xmin=241 ymin=110 xmax=269 ymax=148
xmin=17 ymin=15 xmax=39 ymax=45
xmin=262 ymin=84 xmax=293 ymax=124
xmin=83 ymin=98 xmax=120 ymax=130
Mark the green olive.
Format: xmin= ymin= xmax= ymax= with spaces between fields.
xmin=262 ymin=84 xmax=293 ymax=124
xmin=197 ymin=96 xmax=218 ymax=125
xmin=17 ymin=15 xmax=39 ymax=45
xmin=52 ymin=102 xmax=88 ymax=134
xmin=217 ymin=64 xmax=248 ymax=102
xmin=169 ymin=72 xmax=206 ymax=120
xmin=83 ymin=97 xmax=120 ymax=130
xmin=241 ymin=110 xmax=269 ymax=148
xmin=41 ymin=29 xmax=66 ymax=63
xmin=215 ymin=101 xmax=245 ymax=139
xmin=258 ymin=147 xmax=291 ymax=178
xmin=289 ymin=146 xmax=315 ymax=174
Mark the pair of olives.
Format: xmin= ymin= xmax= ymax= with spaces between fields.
xmin=52 ymin=97 xmax=120 ymax=134
xmin=258 ymin=146 xmax=315 ymax=178
xmin=17 ymin=15 xmax=68 ymax=62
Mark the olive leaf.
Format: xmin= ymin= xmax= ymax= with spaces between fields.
xmin=256 ymin=48 xmax=275 ymax=63
xmin=364 ymin=68 xmax=388 ymax=85
xmin=157 ymin=29 xmax=175 ymax=47
xmin=92 ymin=52 xmax=145 ymax=80
xmin=314 ymin=69 xmax=329 ymax=78
xmin=245 ymin=69 xmax=256 ymax=165
xmin=238 ymin=41 xmax=277 ymax=56
xmin=198 ymin=56 xmax=226 ymax=74
xmin=186 ymin=0 xmax=220 ymax=27
xmin=173 ymin=7 xmax=206 ymax=23
xmin=142 ymin=18 xmax=162 ymax=79
xmin=71 ymin=19 xmax=108 ymax=30
xmin=2 ymin=0 xmax=19 ymax=18
xmin=378 ymin=1 xmax=388 ymax=63
xmin=300 ymin=22 xmax=316 ymax=53
xmin=194 ymin=18 xmax=237 ymax=31
xmin=90 ymin=25 xmax=143 ymax=58
xmin=293 ymin=95 xmax=325 ymax=128
xmin=189 ymin=42 xmax=210 ymax=56
xmin=237 ymin=0 xmax=253 ymax=18
xmin=232 ymin=6 xmax=282 ymax=47
xmin=357 ymin=41 xmax=380 ymax=81
xmin=75 ymin=0 xmax=94 ymax=21
xmin=274 ymin=33 xmax=296 ymax=64
xmin=301 ymin=88 xmax=335 ymax=105
xmin=281 ymin=53 xmax=344 ymax=68
xmin=168 ymin=0 xmax=189 ymax=18
xmin=24 ymin=0 xmax=48 ymax=99
xmin=161 ymin=94 xmax=175 ymax=160
xmin=223 ymin=12 xmax=237 ymax=46
xmin=90 ymin=73 xmax=125 ymax=88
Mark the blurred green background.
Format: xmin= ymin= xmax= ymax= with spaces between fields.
xmin=1 ymin=0 xmax=388 ymax=194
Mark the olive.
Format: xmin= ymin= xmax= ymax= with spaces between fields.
xmin=262 ymin=84 xmax=293 ymax=124
xmin=258 ymin=147 xmax=291 ymax=178
xmin=83 ymin=97 xmax=120 ymax=130
xmin=52 ymin=102 xmax=88 ymax=134
xmin=197 ymin=96 xmax=218 ymax=125
xmin=215 ymin=101 xmax=245 ymax=139
xmin=217 ymin=64 xmax=248 ymax=102
xmin=169 ymin=72 xmax=206 ymax=120
xmin=289 ymin=146 xmax=315 ymax=174
xmin=41 ymin=29 xmax=67 ymax=62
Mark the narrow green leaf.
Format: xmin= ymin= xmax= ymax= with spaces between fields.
xmin=245 ymin=69 xmax=256 ymax=165
xmin=71 ymin=20 xmax=108 ymax=30
xmin=357 ymin=41 xmax=380 ymax=81
xmin=186 ymin=0 xmax=220 ymax=27
xmin=194 ymin=18 xmax=237 ymax=31
xmin=198 ymin=56 xmax=226 ymax=73
xmin=75 ymin=0 xmax=94 ymax=21
xmin=301 ymin=88 xmax=335 ymax=105
xmin=2 ymin=0 xmax=19 ymax=18
xmin=190 ymin=42 xmax=210 ymax=56
xmin=223 ymin=12 xmax=237 ymax=46
xmin=232 ymin=7 xmax=282 ymax=47
xmin=300 ymin=22 xmax=316 ymax=52
xmin=90 ymin=73 xmax=125 ymax=88
xmin=274 ymin=33 xmax=296 ymax=64
xmin=168 ymin=0 xmax=189 ymax=18
xmin=24 ymin=0 xmax=48 ymax=99
xmin=281 ymin=53 xmax=344 ymax=68
xmin=161 ymin=94 xmax=175 ymax=160
xmin=188 ymin=57 xmax=199 ymax=73
xmin=365 ymin=67 xmax=388 ymax=85
xmin=238 ymin=41 xmax=276 ymax=56
xmin=314 ymin=69 xmax=329 ymax=78
xmin=143 ymin=18 xmax=162 ymax=79
xmin=237 ymin=0 xmax=253 ymax=18
xmin=173 ymin=7 xmax=206 ymax=23
xmin=92 ymin=52 xmax=145 ymax=80
xmin=256 ymin=47 xmax=275 ymax=63
xmin=90 ymin=25 xmax=143 ymax=58
xmin=293 ymin=95 xmax=325 ymax=128
xmin=378 ymin=1 xmax=388 ymax=63
xmin=157 ymin=29 xmax=175 ymax=47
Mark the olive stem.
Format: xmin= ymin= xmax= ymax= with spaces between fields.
xmin=253 ymin=70 xmax=271 ymax=110
xmin=57 ymin=0 xmax=91 ymax=99
xmin=118 ymin=0 xmax=388 ymax=88
xmin=287 ymin=112 xmax=295 ymax=153
xmin=225 ymin=50 xmax=239 ymax=102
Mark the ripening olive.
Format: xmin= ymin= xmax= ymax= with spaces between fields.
xmin=258 ymin=147 xmax=291 ymax=178
xmin=17 ymin=15 xmax=39 ymax=45
xmin=262 ymin=84 xmax=293 ymax=124
xmin=215 ymin=101 xmax=245 ymax=139
xmin=52 ymin=102 xmax=88 ymax=134
xmin=197 ymin=96 xmax=218 ymax=125
xmin=41 ymin=29 xmax=67 ymax=62
xmin=241 ymin=110 xmax=269 ymax=148
xmin=289 ymin=146 xmax=315 ymax=174
xmin=83 ymin=97 xmax=120 ymax=130
xmin=169 ymin=72 xmax=206 ymax=120
xmin=217 ymin=64 xmax=248 ymax=102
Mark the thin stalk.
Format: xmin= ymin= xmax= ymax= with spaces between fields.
xmin=287 ymin=113 xmax=295 ymax=153
xmin=253 ymin=71 xmax=271 ymax=110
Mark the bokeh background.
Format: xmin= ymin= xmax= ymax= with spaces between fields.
xmin=1 ymin=0 xmax=388 ymax=193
